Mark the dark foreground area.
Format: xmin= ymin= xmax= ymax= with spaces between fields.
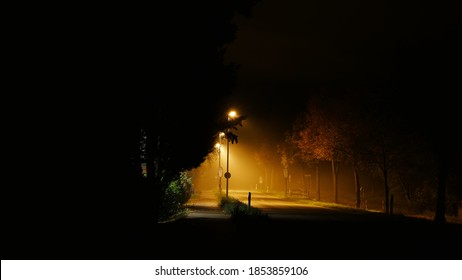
xmin=153 ymin=215 xmax=461 ymax=260
xmin=3 ymin=210 xmax=461 ymax=260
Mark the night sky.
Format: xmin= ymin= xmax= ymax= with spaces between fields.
xmin=225 ymin=0 xmax=460 ymax=142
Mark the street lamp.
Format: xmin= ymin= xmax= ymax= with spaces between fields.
xmin=225 ymin=110 xmax=237 ymax=198
xmin=215 ymin=132 xmax=225 ymax=194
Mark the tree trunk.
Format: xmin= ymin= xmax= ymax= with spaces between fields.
xmin=382 ymin=151 xmax=389 ymax=214
xmin=331 ymin=160 xmax=338 ymax=203
xmin=146 ymin=129 xmax=160 ymax=226
xmin=301 ymin=163 xmax=307 ymax=197
xmin=316 ymin=163 xmax=320 ymax=201
xmin=354 ymin=165 xmax=361 ymax=208
xmin=384 ymin=168 xmax=389 ymax=214
xmin=434 ymin=148 xmax=448 ymax=223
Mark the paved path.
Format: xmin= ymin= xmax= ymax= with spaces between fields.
xmin=155 ymin=189 xmax=462 ymax=260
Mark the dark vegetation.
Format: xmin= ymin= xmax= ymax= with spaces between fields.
xmin=4 ymin=0 xmax=259 ymax=259
xmin=219 ymin=196 xmax=268 ymax=220
xmin=158 ymin=172 xmax=194 ymax=222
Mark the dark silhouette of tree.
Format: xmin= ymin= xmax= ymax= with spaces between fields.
xmin=128 ymin=0 xmax=257 ymax=228
xmin=4 ymin=0 xmax=260 ymax=259
xmin=277 ymin=142 xmax=297 ymax=197
xmin=315 ymin=90 xmax=372 ymax=209
xmin=291 ymin=91 xmax=348 ymax=203
xmin=356 ymin=91 xmax=407 ymax=214
xmin=254 ymin=143 xmax=278 ymax=192
xmin=284 ymin=0 xmax=462 ymax=219
xmin=289 ymin=112 xmax=319 ymax=200
xmin=385 ymin=0 xmax=462 ymax=222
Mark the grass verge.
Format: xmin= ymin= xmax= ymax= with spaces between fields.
xmin=218 ymin=196 xmax=268 ymax=220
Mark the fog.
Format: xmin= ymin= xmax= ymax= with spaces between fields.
xmin=188 ymin=117 xmax=384 ymax=208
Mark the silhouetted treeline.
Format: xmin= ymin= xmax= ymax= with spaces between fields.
xmin=283 ymin=19 xmax=462 ymax=218
xmin=273 ymin=0 xmax=462 ymax=220
xmin=4 ymin=1 xmax=260 ymax=258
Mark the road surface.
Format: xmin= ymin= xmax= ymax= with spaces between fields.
xmin=152 ymin=190 xmax=462 ymax=260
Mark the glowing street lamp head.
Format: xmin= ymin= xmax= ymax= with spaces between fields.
xmin=215 ymin=143 xmax=221 ymax=149
xmin=228 ymin=111 xmax=237 ymax=119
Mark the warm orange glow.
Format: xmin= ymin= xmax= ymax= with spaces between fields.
xmin=228 ymin=111 xmax=237 ymax=118
xmin=215 ymin=143 xmax=221 ymax=149
xmin=219 ymin=132 xmax=225 ymax=137
xmin=189 ymin=118 xmax=351 ymax=205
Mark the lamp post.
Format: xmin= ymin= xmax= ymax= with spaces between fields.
xmin=216 ymin=132 xmax=225 ymax=194
xmin=225 ymin=110 xmax=236 ymax=198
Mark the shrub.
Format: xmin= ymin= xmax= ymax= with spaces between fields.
xmin=219 ymin=196 xmax=267 ymax=220
xmin=158 ymin=171 xmax=193 ymax=221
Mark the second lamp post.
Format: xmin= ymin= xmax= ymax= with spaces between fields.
xmin=225 ymin=110 xmax=236 ymax=198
